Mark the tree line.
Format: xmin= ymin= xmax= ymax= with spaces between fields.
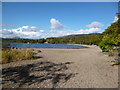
xmin=2 ymin=38 xmax=46 ymax=43
xmin=46 ymin=33 xmax=102 ymax=45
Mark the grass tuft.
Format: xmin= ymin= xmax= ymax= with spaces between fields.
xmin=2 ymin=49 xmax=36 ymax=64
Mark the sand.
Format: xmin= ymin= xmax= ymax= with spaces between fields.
xmin=2 ymin=45 xmax=118 ymax=88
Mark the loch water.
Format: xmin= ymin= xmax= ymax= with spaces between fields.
xmin=2 ymin=42 xmax=87 ymax=49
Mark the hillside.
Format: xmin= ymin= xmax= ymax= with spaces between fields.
xmin=46 ymin=33 xmax=102 ymax=45
xmin=99 ymin=17 xmax=120 ymax=52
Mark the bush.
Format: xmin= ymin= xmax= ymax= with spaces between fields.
xmin=99 ymin=35 xmax=117 ymax=52
xmin=2 ymin=49 xmax=35 ymax=64
xmin=99 ymin=40 xmax=116 ymax=52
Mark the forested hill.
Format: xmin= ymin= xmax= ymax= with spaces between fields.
xmin=46 ymin=33 xmax=102 ymax=45
xmin=2 ymin=33 xmax=102 ymax=45
xmin=2 ymin=38 xmax=46 ymax=43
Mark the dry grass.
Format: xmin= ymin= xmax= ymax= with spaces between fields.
xmin=2 ymin=49 xmax=35 ymax=64
xmin=108 ymin=49 xmax=119 ymax=56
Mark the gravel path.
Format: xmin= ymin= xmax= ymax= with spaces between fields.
xmin=2 ymin=45 xmax=118 ymax=88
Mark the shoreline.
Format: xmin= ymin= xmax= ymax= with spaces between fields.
xmin=2 ymin=44 xmax=118 ymax=88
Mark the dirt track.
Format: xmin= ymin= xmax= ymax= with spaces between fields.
xmin=2 ymin=45 xmax=118 ymax=88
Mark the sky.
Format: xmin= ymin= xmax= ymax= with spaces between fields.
xmin=1 ymin=2 xmax=119 ymax=39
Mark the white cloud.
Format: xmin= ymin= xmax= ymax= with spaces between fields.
xmin=113 ymin=16 xmax=118 ymax=23
xmin=1 ymin=27 xmax=101 ymax=39
xmin=2 ymin=20 xmax=103 ymax=39
xmin=48 ymin=28 xmax=101 ymax=37
xmin=78 ymin=28 xmax=101 ymax=34
xmin=50 ymin=18 xmax=64 ymax=30
xmin=2 ymin=28 xmax=101 ymax=39
xmin=22 ymin=26 xmax=29 ymax=29
xmin=1 ymin=26 xmax=46 ymax=39
xmin=19 ymin=26 xmax=39 ymax=32
xmin=86 ymin=21 xmax=104 ymax=28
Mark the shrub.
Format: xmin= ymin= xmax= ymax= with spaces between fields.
xmin=2 ymin=49 xmax=36 ymax=64
xmin=99 ymin=35 xmax=117 ymax=52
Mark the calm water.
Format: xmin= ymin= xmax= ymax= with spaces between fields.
xmin=3 ymin=42 xmax=86 ymax=49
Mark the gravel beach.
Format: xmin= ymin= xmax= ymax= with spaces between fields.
xmin=2 ymin=45 xmax=118 ymax=88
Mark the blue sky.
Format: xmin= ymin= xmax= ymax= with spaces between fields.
xmin=2 ymin=2 xmax=119 ymax=39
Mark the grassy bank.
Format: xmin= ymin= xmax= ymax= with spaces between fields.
xmin=2 ymin=49 xmax=36 ymax=64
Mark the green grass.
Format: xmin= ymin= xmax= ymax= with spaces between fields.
xmin=2 ymin=49 xmax=36 ymax=64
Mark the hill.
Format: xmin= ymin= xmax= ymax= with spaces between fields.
xmin=46 ymin=33 xmax=102 ymax=45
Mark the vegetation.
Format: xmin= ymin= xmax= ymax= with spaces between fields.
xmin=46 ymin=33 xmax=102 ymax=45
xmin=2 ymin=38 xmax=46 ymax=43
xmin=99 ymin=18 xmax=120 ymax=52
xmin=2 ymin=49 xmax=35 ymax=64
xmin=2 ymin=44 xmax=37 ymax=64
xmin=99 ymin=17 xmax=120 ymax=65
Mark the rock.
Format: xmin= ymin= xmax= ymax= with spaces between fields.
xmin=37 ymin=50 xmax=42 ymax=53
xmin=14 ymin=47 xmax=18 ymax=49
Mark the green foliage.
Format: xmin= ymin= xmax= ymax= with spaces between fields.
xmin=99 ymin=35 xmax=117 ymax=52
xmin=2 ymin=38 xmax=46 ymax=43
xmin=46 ymin=33 xmax=102 ymax=45
xmin=99 ymin=18 xmax=120 ymax=52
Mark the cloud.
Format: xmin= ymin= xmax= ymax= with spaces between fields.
xmin=1 ymin=20 xmax=103 ymax=39
xmin=18 ymin=26 xmax=39 ymax=32
xmin=1 ymin=29 xmax=17 ymax=38
xmin=1 ymin=26 xmax=46 ymax=39
xmin=50 ymin=18 xmax=64 ymax=30
xmin=113 ymin=16 xmax=118 ymax=23
xmin=86 ymin=21 xmax=104 ymax=28
xmin=1 ymin=27 xmax=101 ymax=39
xmin=49 ymin=28 xmax=101 ymax=37
xmin=77 ymin=28 xmax=101 ymax=34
